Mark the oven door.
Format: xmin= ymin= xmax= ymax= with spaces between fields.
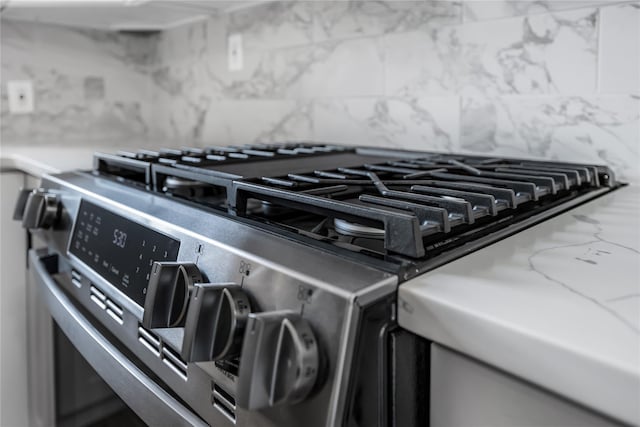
xmin=28 ymin=248 xmax=206 ymax=427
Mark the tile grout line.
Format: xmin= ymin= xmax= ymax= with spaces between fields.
xmin=596 ymin=6 xmax=603 ymax=95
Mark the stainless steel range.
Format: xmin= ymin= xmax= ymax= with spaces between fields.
xmin=15 ymin=143 xmax=622 ymax=427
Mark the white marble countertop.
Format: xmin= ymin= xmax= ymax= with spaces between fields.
xmin=399 ymin=185 xmax=640 ymax=425
xmin=0 ymin=145 xmax=104 ymax=176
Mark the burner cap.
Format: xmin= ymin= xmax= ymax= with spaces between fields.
xmin=260 ymin=201 xmax=287 ymax=216
xmin=163 ymin=176 xmax=209 ymax=197
xmin=333 ymin=219 xmax=385 ymax=239
xmin=164 ymin=176 xmax=206 ymax=189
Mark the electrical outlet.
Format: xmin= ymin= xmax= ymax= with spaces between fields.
xmin=228 ymin=33 xmax=243 ymax=72
xmin=7 ymin=80 xmax=34 ymax=114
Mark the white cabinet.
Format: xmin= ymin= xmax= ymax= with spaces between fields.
xmin=430 ymin=344 xmax=623 ymax=427
xmin=0 ymin=172 xmax=29 ymax=427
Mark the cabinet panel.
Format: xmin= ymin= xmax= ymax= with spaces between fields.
xmin=430 ymin=344 xmax=622 ymax=427
xmin=0 ymin=172 xmax=29 ymax=427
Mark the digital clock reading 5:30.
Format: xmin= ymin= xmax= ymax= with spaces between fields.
xmin=70 ymin=200 xmax=180 ymax=307
xmin=112 ymin=229 xmax=127 ymax=248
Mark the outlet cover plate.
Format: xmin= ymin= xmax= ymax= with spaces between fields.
xmin=7 ymin=80 xmax=34 ymax=114
xmin=228 ymin=33 xmax=243 ymax=72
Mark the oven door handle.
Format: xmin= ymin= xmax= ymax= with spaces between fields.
xmin=29 ymin=250 xmax=207 ymax=427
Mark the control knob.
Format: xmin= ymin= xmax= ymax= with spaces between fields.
xmin=236 ymin=311 xmax=319 ymax=410
xmin=16 ymin=189 xmax=60 ymax=229
xmin=181 ymin=283 xmax=251 ymax=362
xmin=142 ymin=262 xmax=203 ymax=329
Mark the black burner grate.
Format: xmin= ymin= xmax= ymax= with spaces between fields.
xmin=94 ymin=144 xmax=617 ymax=259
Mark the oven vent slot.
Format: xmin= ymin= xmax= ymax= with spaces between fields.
xmin=212 ymin=383 xmax=236 ymax=424
xmin=105 ymin=298 xmax=124 ymax=325
xmin=89 ymin=285 xmax=107 ymax=310
xmin=137 ymin=325 xmax=161 ymax=357
xmin=89 ymin=285 xmax=125 ymax=325
xmin=71 ymin=269 xmax=83 ymax=288
xmin=137 ymin=325 xmax=189 ymax=380
xmin=161 ymin=345 xmax=188 ymax=381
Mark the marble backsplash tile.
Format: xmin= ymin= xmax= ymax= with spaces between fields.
xmin=462 ymin=1 xmax=618 ymax=22
xmin=1 ymin=19 xmax=159 ymax=146
xmin=314 ymin=1 xmax=462 ymax=41
xmin=598 ymin=2 xmax=640 ymax=94
xmin=1 ymin=1 xmax=638 ymax=182
xmin=205 ymin=42 xmax=328 ymax=99
xmin=460 ymin=94 xmax=640 ymax=180
xmin=156 ymin=18 xmax=210 ymax=64
xmin=370 ymin=6 xmax=604 ymax=99
xmin=227 ymin=1 xmax=314 ymax=50
xmin=165 ymin=34 xmax=387 ymax=100
xmin=383 ymin=30 xmax=452 ymax=97
xmin=441 ymin=7 xmax=599 ymax=96
xmin=200 ymin=99 xmax=313 ymax=145
xmin=287 ymin=37 xmax=386 ymax=98
xmin=313 ymin=96 xmax=460 ymax=151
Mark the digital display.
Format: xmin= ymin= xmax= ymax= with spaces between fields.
xmin=69 ymin=200 xmax=180 ymax=307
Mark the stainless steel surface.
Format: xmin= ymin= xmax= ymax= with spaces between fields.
xmin=26 ymin=261 xmax=56 ymax=427
xmin=23 ymin=175 xmax=56 ymax=427
xmin=236 ymin=311 xmax=292 ymax=410
xmin=142 ymin=262 xmax=203 ymax=328
xmin=182 ymin=284 xmax=251 ymax=362
xmin=22 ymin=189 xmax=60 ymax=229
xmin=29 ymin=249 xmax=207 ymax=427
xmin=236 ymin=311 xmax=319 ymax=409
xmin=270 ymin=315 xmax=319 ymax=407
xmin=30 ymin=170 xmax=397 ymax=427
xmin=12 ymin=188 xmax=32 ymax=221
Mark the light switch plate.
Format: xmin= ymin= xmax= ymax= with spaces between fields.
xmin=228 ymin=33 xmax=243 ymax=72
xmin=7 ymin=80 xmax=34 ymax=114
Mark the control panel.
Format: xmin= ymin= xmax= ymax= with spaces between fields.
xmin=142 ymin=262 xmax=202 ymax=328
xmin=15 ymin=188 xmax=61 ymax=229
xmin=18 ymin=172 xmax=397 ymax=427
xmin=58 ymin=199 xmax=322 ymax=410
xmin=69 ymin=200 xmax=180 ymax=306
xmin=141 ymin=261 xmax=320 ymax=409
xmin=181 ymin=283 xmax=251 ymax=362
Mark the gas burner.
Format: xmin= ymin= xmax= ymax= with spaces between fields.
xmin=333 ymin=218 xmax=385 ymax=239
xmin=260 ymin=201 xmax=289 ymax=217
xmin=163 ymin=176 xmax=210 ymax=198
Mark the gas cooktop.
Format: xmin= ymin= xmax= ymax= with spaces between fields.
xmin=96 ymin=143 xmax=619 ymax=276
